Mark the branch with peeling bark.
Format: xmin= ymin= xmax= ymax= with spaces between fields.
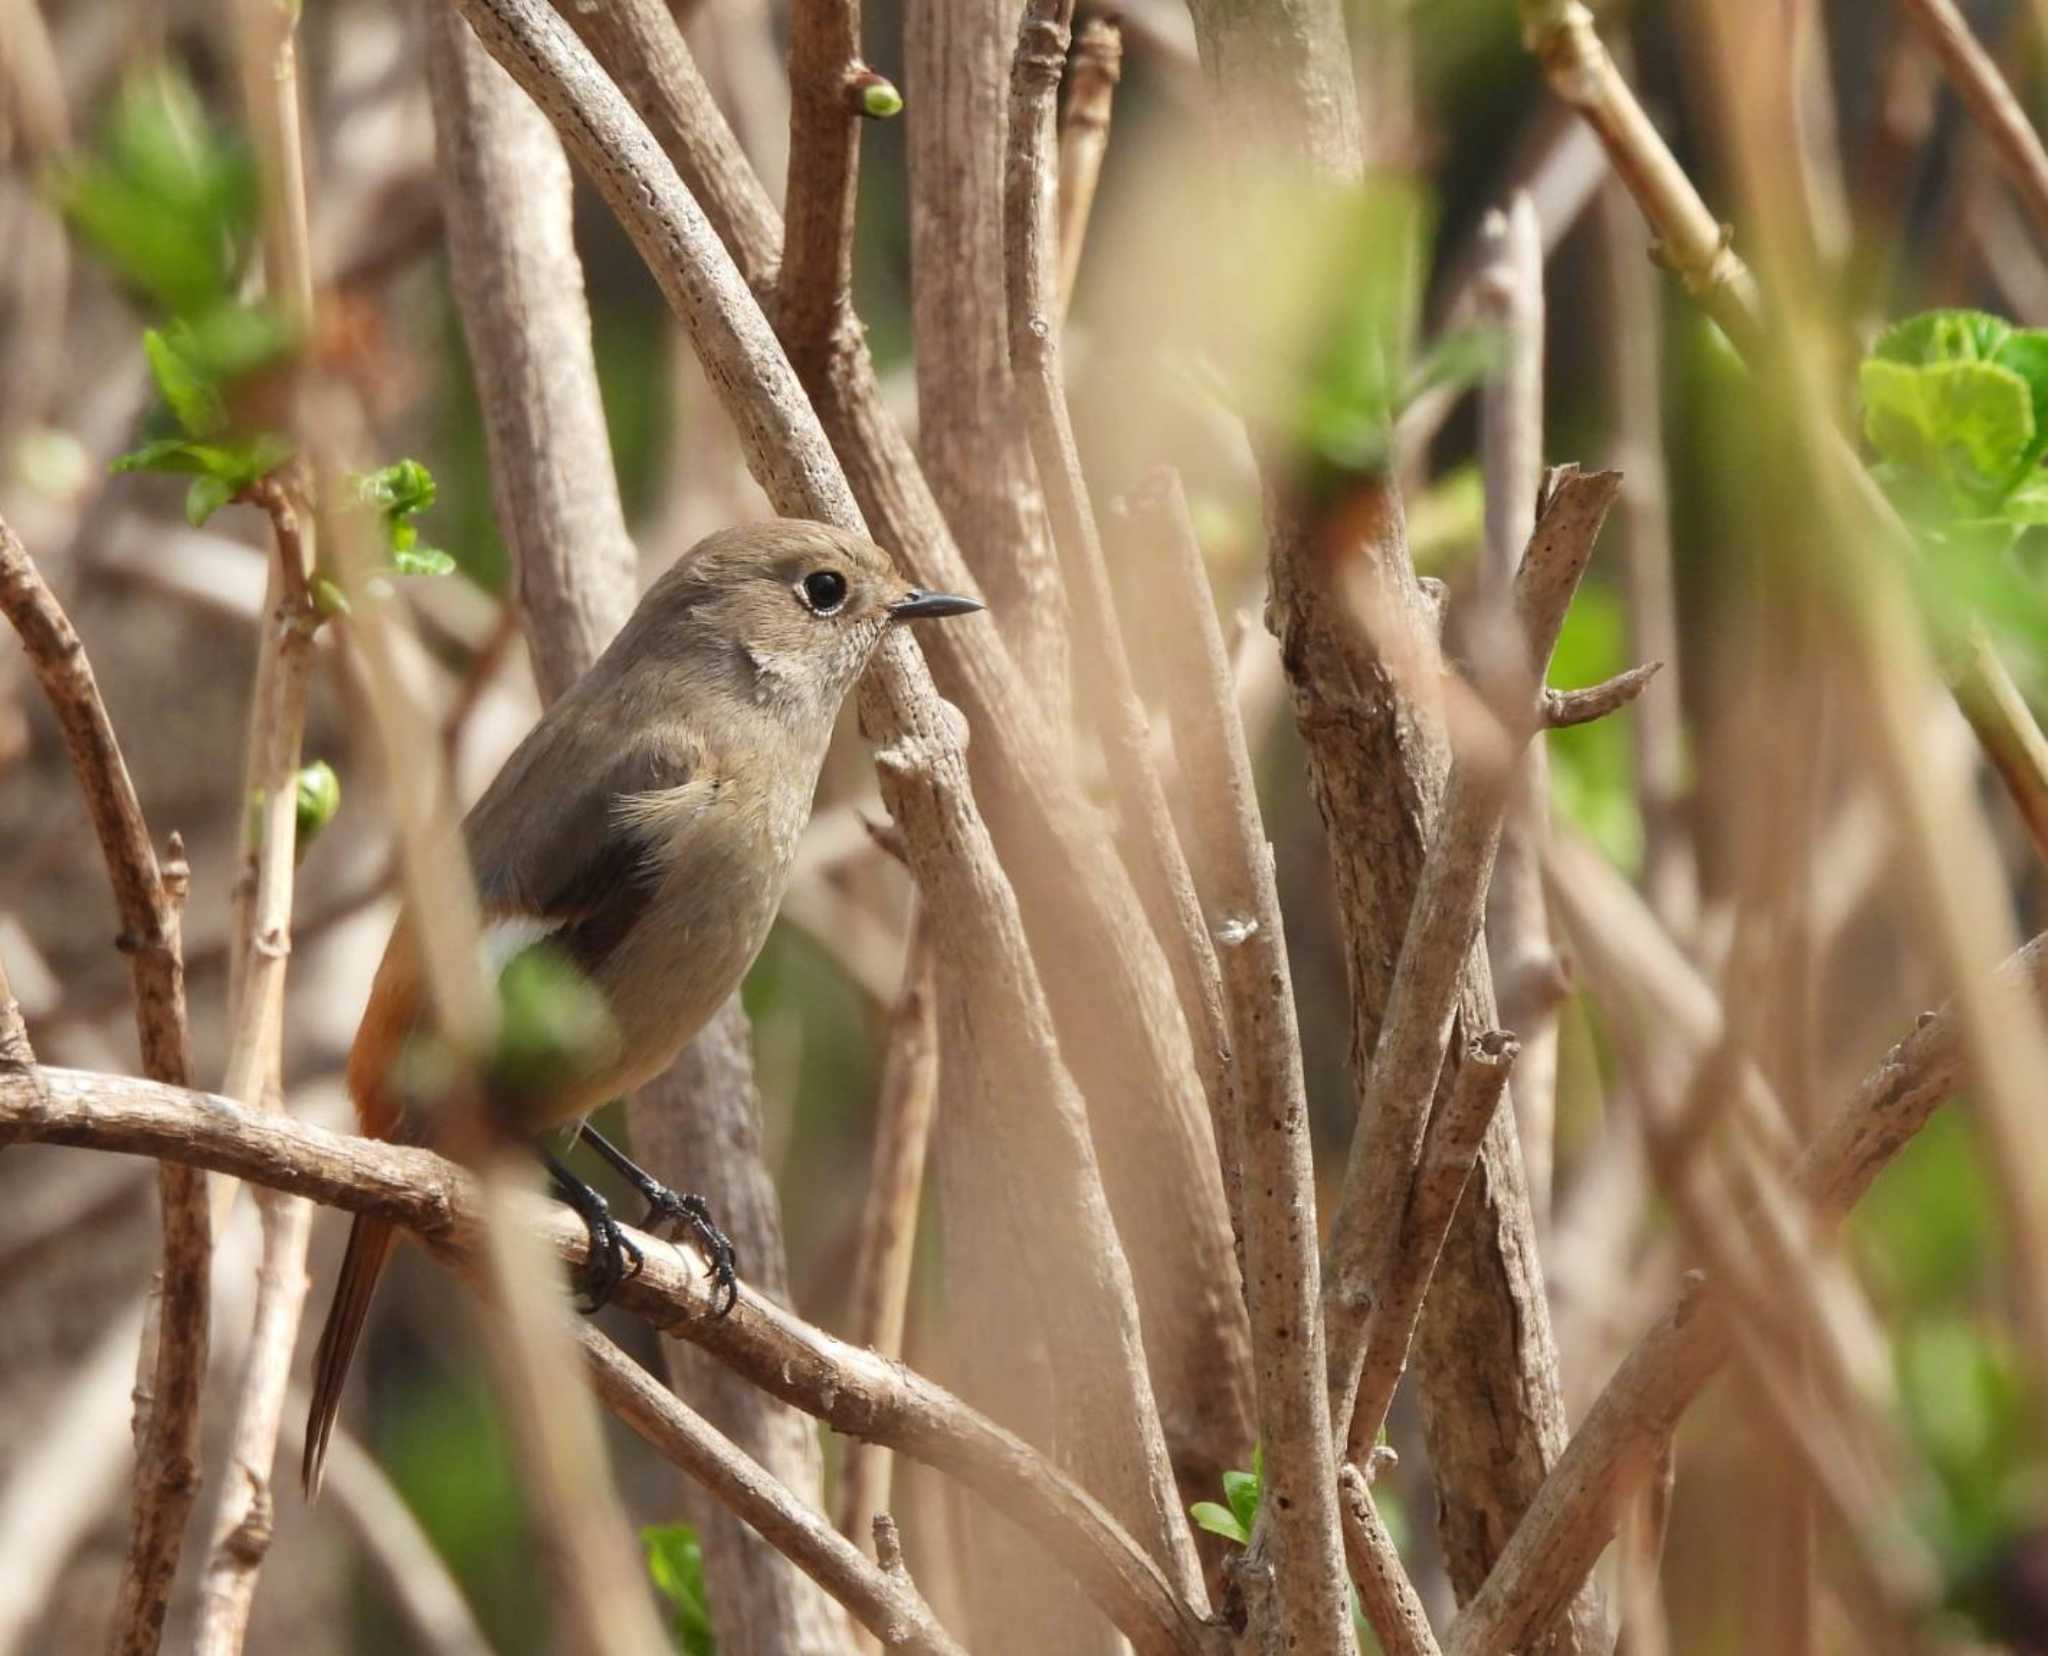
xmin=0 ymin=1064 xmax=1222 ymax=1656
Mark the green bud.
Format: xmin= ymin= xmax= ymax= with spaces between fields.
xmin=294 ymin=760 xmax=341 ymax=861
xmin=850 ymin=71 xmax=903 ymax=120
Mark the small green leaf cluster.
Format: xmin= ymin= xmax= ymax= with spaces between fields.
xmin=643 ymin=1522 xmax=717 ymax=1655
xmin=1861 ymin=309 xmax=2048 ymax=552
xmin=356 ymin=459 xmax=455 ymax=576
xmin=54 ymin=66 xmax=299 ymax=526
xmin=1190 ymin=1445 xmax=1263 ymax=1548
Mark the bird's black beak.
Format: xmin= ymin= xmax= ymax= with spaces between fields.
xmin=888 ymin=589 xmax=984 ymax=622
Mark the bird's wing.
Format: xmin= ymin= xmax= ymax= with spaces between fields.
xmin=465 ymin=713 xmax=705 ymax=974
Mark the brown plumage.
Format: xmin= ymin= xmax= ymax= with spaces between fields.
xmin=301 ymin=520 xmax=980 ymax=1496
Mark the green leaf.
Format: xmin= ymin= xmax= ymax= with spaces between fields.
xmin=1861 ymin=357 xmax=2036 ymax=505
xmin=184 ymin=473 xmax=235 ymax=526
xmin=643 ymin=1523 xmax=716 ymax=1655
xmin=357 ymin=458 xmax=437 ymax=518
xmin=391 ymin=547 xmax=456 ymax=578
xmin=1871 ymin=309 xmax=2014 ymax=368
xmin=144 ymin=326 xmax=226 ymax=438
xmin=1223 ymin=1467 xmax=1261 ymax=1535
xmin=1189 ymin=1502 xmax=1251 ymax=1548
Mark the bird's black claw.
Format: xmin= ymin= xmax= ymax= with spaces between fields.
xmin=642 ymin=1188 xmax=740 ymax=1316
xmin=570 ymin=1197 xmax=645 ymax=1313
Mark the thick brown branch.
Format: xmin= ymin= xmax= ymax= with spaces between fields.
xmin=0 ymin=1065 xmax=1222 ymax=1656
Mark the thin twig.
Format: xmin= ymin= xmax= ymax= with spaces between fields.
xmin=1348 ymin=1031 xmax=1520 ymax=1460
xmin=1520 ymin=0 xmax=1762 ymax=351
xmin=0 ymin=1064 xmax=1224 ymax=1656
xmin=1338 ymin=1465 xmax=1442 ymax=1656
xmin=583 ymin=1326 xmax=967 ymax=1655
xmin=1543 ymin=663 xmax=1661 ymax=729
xmin=1598 ymin=178 xmax=1696 ymax=939
xmin=1128 ymin=467 xmax=1353 ymax=1650
xmin=1323 ymin=468 xmax=1622 ymax=1457
xmin=1054 ymin=16 xmax=1121 ymax=328
xmin=836 ymin=912 xmax=939 ymax=1551
xmin=1474 ymin=193 xmax=1561 ymax=1235
xmin=1441 ymin=932 xmax=2048 ymax=1655
xmin=195 ymin=474 xmax=321 ymax=1655
xmin=0 ymin=515 xmax=207 ymax=1656
xmin=1899 ymin=0 xmax=2048 ymax=243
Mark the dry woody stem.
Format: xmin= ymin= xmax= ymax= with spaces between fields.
xmin=584 ymin=1327 xmax=965 ymax=1655
xmin=1339 ymin=1465 xmax=1442 ymax=1656
xmin=1322 ymin=466 xmax=1622 ymax=1460
xmin=1132 ymin=468 xmax=1355 ymax=1651
xmin=0 ymin=513 xmax=209 ymax=1656
xmin=1054 ymin=16 xmax=1122 ymax=328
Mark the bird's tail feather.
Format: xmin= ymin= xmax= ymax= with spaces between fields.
xmin=302 ymin=1215 xmax=395 ymax=1499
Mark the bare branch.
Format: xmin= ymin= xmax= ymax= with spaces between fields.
xmin=1442 ymin=932 xmax=2048 ymax=1656
xmin=1324 ymin=468 xmax=1622 ymax=1458
xmin=1520 ymin=0 xmax=1762 ymax=351
xmin=1347 ymin=1031 xmax=1519 ymax=1459
xmin=1338 ymin=1465 xmax=1441 ymax=1656
xmin=778 ymin=0 xmax=862 ymax=376
xmin=1054 ymin=17 xmax=1122 ymax=328
xmin=1128 ymin=468 xmax=1352 ymax=1651
xmin=583 ymin=1327 xmax=967 ymax=1655
xmin=0 ymin=1065 xmax=1223 ymax=1656
xmin=0 ymin=514 xmax=208 ymax=1656
xmin=290 ymin=1414 xmax=495 ymax=1656
xmin=836 ymin=916 xmax=939 ymax=1551
xmin=1900 ymin=0 xmax=2048 ymax=243
xmin=1474 ymin=193 xmax=1559 ymax=1235
xmin=1542 ymin=661 xmax=1662 ymax=730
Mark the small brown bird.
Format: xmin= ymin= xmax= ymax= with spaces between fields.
xmin=302 ymin=520 xmax=980 ymax=1496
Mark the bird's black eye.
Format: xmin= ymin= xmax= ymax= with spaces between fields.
xmin=801 ymin=569 xmax=848 ymax=614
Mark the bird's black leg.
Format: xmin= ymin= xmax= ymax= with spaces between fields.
xmin=540 ymin=1147 xmax=644 ymax=1313
xmin=575 ymin=1122 xmax=740 ymax=1316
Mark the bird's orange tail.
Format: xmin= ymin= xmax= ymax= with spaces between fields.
xmin=302 ymin=1214 xmax=396 ymax=1499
